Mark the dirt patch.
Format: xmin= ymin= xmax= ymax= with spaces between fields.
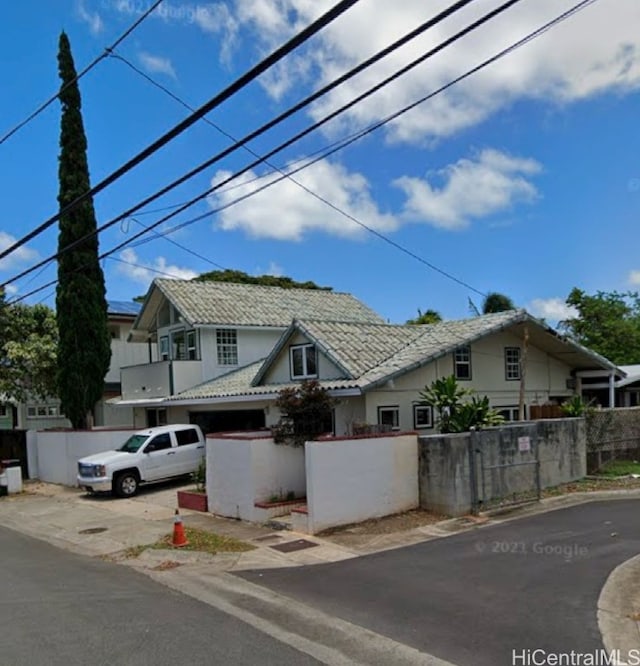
xmin=151 ymin=560 xmax=182 ymax=571
xmin=319 ymin=509 xmax=446 ymax=537
xmin=542 ymin=477 xmax=640 ymax=496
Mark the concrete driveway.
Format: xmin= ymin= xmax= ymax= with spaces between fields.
xmin=239 ymin=499 xmax=640 ymax=666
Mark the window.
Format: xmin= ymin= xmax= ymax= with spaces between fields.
xmin=216 ymin=329 xmax=238 ymax=366
xmin=146 ymin=433 xmax=172 ymax=452
xmin=26 ymin=404 xmax=62 ymax=419
xmin=290 ymin=344 xmax=317 ymax=379
xmin=505 ymin=347 xmax=521 ymax=380
xmin=159 ymin=336 xmax=169 ymax=361
xmin=413 ymin=404 xmax=433 ymax=429
xmin=146 ymin=408 xmax=167 ymax=428
xmin=186 ymin=330 xmax=198 ymax=360
xmin=454 ymin=345 xmax=472 ymax=380
xmin=0 ymin=406 xmax=6 ymax=417
xmin=497 ymin=406 xmax=524 ymax=421
xmin=176 ymin=428 xmax=199 ymax=446
xmin=171 ymin=329 xmax=186 ymax=360
xmin=378 ymin=406 xmax=400 ymax=431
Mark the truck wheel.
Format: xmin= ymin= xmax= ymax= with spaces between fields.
xmin=113 ymin=471 xmax=139 ymax=498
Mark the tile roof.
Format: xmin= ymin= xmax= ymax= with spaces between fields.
xmin=171 ymin=310 xmax=527 ymax=401
xmin=165 ymin=309 xmax=619 ymax=404
xmin=152 ymin=279 xmax=384 ymax=328
xmin=166 ymin=360 xmax=359 ymax=402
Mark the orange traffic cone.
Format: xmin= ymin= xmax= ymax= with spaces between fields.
xmin=172 ymin=508 xmax=189 ymax=547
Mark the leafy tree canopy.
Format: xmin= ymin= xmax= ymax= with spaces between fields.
xmin=482 ymin=292 xmax=516 ymax=314
xmin=406 ymin=309 xmax=443 ymax=325
xmin=195 ymin=269 xmax=332 ymax=291
xmin=560 ymin=288 xmax=640 ymax=365
xmin=0 ymin=301 xmax=58 ymax=403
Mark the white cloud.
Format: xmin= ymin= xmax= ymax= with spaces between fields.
xmin=0 ymin=232 xmax=39 ymax=272
xmin=223 ymin=0 xmax=640 ymax=143
xmin=77 ymin=0 xmax=104 ymax=35
xmin=117 ymin=248 xmax=197 ymax=285
xmin=138 ymin=51 xmax=177 ymax=79
xmin=395 ymin=149 xmax=541 ymax=230
xmin=3 ymin=284 xmax=18 ymax=296
xmin=208 ymin=158 xmax=398 ymax=241
xmin=628 ymin=270 xmax=640 ymax=285
xmin=528 ymin=297 xmax=577 ymax=322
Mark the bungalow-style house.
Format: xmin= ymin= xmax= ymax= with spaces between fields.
xmin=116 ymin=279 xmax=385 ymax=430
xmin=3 ymin=300 xmax=147 ymax=430
xmin=117 ymin=301 xmax=620 ymax=435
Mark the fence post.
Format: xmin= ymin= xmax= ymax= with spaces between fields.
xmin=468 ymin=429 xmax=479 ymax=515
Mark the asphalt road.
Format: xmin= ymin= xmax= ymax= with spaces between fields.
xmin=0 ymin=525 xmax=319 ymax=666
xmin=239 ymin=500 xmax=640 ymax=666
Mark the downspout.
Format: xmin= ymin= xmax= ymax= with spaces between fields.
xmin=518 ymin=326 xmax=529 ymax=421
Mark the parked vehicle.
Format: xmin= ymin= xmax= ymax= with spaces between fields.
xmin=77 ymin=424 xmax=206 ymax=497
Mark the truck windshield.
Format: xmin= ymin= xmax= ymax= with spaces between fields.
xmin=119 ymin=434 xmax=148 ymax=453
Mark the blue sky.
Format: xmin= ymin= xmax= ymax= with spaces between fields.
xmin=1 ymin=0 xmax=640 ymax=324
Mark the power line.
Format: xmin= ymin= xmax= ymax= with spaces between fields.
xmin=0 ymin=0 xmax=164 ymax=147
xmin=8 ymin=0 xmax=598 ymax=305
xmin=0 ymin=0 xmax=501 ymax=290
xmin=114 ymin=53 xmax=485 ymax=295
xmin=0 ymin=0 xmax=362 ymax=264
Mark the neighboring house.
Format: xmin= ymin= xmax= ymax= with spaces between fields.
xmin=4 ymin=300 xmax=146 ymax=430
xmin=122 ymin=308 xmax=620 ymax=435
xmin=606 ymin=364 xmax=640 ymax=407
xmin=115 ymin=279 xmax=385 ymax=430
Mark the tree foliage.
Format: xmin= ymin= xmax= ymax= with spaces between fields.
xmin=55 ymin=32 xmax=111 ymax=429
xmin=195 ymin=269 xmax=332 ymax=291
xmin=420 ymin=375 xmax=503 ymax=433
xmin=406 ymin=309 xmax=442 ymax=325
xmin=560 ymin=288 xmax=640 ymax=364
xmin=482 ymin=292 xmax=516 ymax=314
xmin=272 ymin=380 xmax=336 ymax=446
xmin=0 ymin=300 xmax=58 ymax=403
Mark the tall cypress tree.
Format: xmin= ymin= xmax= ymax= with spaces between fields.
xmin=56 ymin=31 xmax=110 ymax=429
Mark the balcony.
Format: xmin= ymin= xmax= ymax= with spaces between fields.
xmin=121 ymin=360 xmax=203 ymax=401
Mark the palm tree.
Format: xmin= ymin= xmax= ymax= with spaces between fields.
xmin=406 ymin=309 xmax=443 ymax=325
xmin=482 ymin=292 xmax=515 ymax=314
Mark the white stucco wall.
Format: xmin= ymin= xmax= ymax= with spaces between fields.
xmin=28 ymin=429 xmax=137 ymax=486
xmin=304 ymin=433 xmax=418 ymax=533
xmin=199 ymin=327 xmax=284 ymax=381
xmin=364 ymin=331 xmax=576 ymax=431
xmin=207 ymin=435 xmax=306 ymax=521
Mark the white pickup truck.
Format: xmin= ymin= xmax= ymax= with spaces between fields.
xmin=77 ymin=424 xmax=206 ymax=498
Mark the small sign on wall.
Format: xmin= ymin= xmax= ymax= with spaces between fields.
xmin=518 ymin=436 xmax=531 ymax=452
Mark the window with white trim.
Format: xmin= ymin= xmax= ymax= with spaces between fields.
xmin=290 ymin=343 xmax=317 ymax=379
xmin=497 ymin=405 xmax=523 ymax=421
xmin=216 ymin=329 xmax=238 ymax=366
xmin=505 ymin=347 xmax=521 ymax=380
xmin=159 ymin=336 xmax=169 ymax=361
xmin=378 ymin=405 xmax=400 ymax=431
xmin=454 ymin=345 xmax=472 ymax=380
xmin=0 ymin=406 xmax=7 ymax=417
xmin=171 ymin=329 xmax=186 ymax=360
xmin=186 ymin=330 xmax=198 ymax=360
xmin=26 ymin=404 xmax=61 ymax=419
xmin=413 ymin=404 xmax=433 ymax=429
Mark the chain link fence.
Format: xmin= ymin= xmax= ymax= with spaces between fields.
xmin=586 ymin=407 xmax=640 ymax=472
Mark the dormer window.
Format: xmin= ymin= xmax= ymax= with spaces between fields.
xmin=290 ymin=344 xmax=317 ymax=379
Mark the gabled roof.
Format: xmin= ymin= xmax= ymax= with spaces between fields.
xmin=167 ymin=309 xmax=619 ymax=404
xmin=132 ymin=279 xmax=384 ymax=334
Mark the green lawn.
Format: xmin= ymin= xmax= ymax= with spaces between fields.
xmin=597 ymin=459 xmax=640 ymax=477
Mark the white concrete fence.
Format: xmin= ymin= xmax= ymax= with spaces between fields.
xmin=27 ymin=428 xmax=136 ymax=487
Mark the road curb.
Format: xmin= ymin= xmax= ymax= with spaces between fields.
xmin=598 ymin=553 xmax=640 ymax=663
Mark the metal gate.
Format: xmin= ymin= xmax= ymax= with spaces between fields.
xmin=469 ymin=429 xmax=541 ymax=513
